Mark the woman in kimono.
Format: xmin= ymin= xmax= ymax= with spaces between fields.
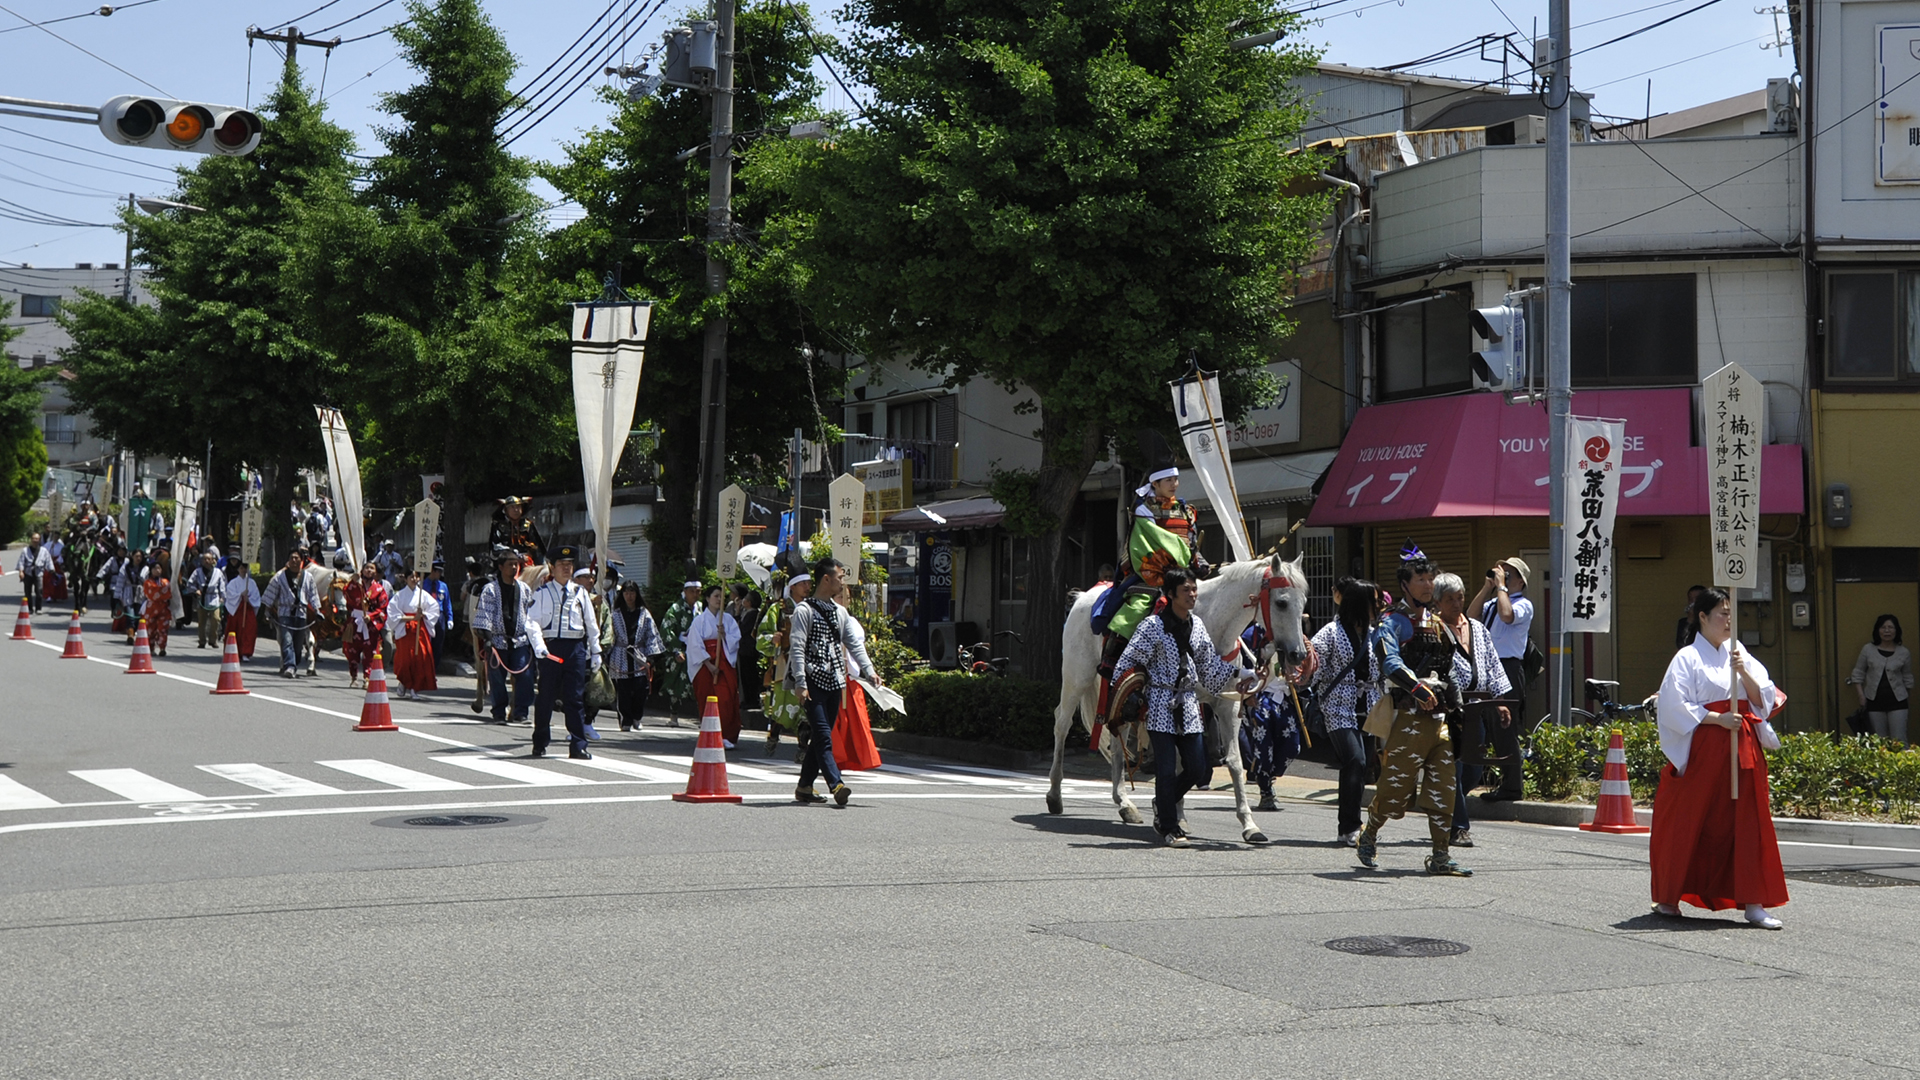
xmin=342 ymin=561 xmax=391 ymax=688
xmin=221 ymin=550 xmax=261 ymax=660
xmin=686 ymin=584 xmax=743 ymax=747
xmin=386 ymin=567 xmax=441 ymax=700
xmin=1652 ymin=586 xmax=1789 ymax=929
xmin=608 ymin=582 xmax=665 ymax=731
xmin=140 ymin=561 xmax=173 ymax=656
xmin=763 ymin=575 xmax=811 ymax=758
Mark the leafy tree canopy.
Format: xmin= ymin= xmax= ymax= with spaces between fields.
xmin=0 ymin=304 xmax=46 ymax=542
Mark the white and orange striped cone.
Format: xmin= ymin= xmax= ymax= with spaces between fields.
xmin=58 ymin=610 xmax=86 ymax=659
xmin=210 ymin=632 xmax=248 ymax=694
xmin=673 ymin=695 xmax=742 ymax=804
xmin=1581 ymin=728 xmax=1650 ymax=834
xmin=352 ymin=651 xmax=398 ymax=731
xmin=10 ymin=598 xmax=31 ymax=640
xmin=125 ymin=619 xmax=157 ymax=674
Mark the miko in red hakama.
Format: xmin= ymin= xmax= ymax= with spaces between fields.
xmin=227 ymin=597 xmax=259 ymax=659
xmin=393 ymin=613 xmax=438 ymax=692
xmin=833 ymin=678 xmax=883 ymax=772
xmin=692 ymin=638 xmax=740 ymax=743
xmin=1649 ymin=703 xmax=1789 ymax=911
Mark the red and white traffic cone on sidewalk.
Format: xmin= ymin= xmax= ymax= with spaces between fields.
xmin=210 ymin=632 xmax=248 ymax=694
xmin=10 ymin=598 xmax=31 ymax=640
xmin=1581 ymin=728 xmax=1651 ymax=834
xmin=353 ymin=652 xmax=398 ymax=732
xmin=673 ymin=695 xmax=742 ymax=804
xmin=59 ymin=611 xmax=86 ymax=659
xmin=125 ymin=619 xmax=157 ymax=674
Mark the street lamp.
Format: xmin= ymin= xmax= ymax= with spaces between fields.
xmin=135 ymin=198 xmax=208 ymax=214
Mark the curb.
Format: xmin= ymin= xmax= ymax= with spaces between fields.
xmin=1469 ymin=795 xmax=1920 ymax=849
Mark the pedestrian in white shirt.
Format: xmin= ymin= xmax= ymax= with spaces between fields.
xmin=528 ymin=545 xmax=602 ymax=759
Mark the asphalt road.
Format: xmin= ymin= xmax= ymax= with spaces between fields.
xmin=2 ymin=590 xmax=1917 ymax=1079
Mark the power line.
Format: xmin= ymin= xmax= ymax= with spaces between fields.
xmin=310 ymin=0 xmax=400 ymax=36
xmin=508 ymin=0 xmax=635 ymax=107
xmin=0 ymin=195 xmax=109 ymax=227
xmin=0 ymin=166 xmax=122 ymax=198
xmin=500 ymin=0 xmax=670 ymax=146
xmin=266 ymin=0 xmax=347 ymax=33
xmin=0 ymin=0 xmax=162 ymax=35
xmin=323 ymin=53 xmax=406 ymax=102
xmin=0 ymin=126 xmax=180 ymax=174
xmin=1585 ymin=34 xmax=1767 ymax=92
xmin=337 ymin=19 xmax=407 ymax=45
xmin=0 ymin=0 xmax=171 ymax=95
xmin=782 ymin=0 xmax=869 ymax=122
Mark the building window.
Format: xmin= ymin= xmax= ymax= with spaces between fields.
xmin=1825 ymin=270 xmax=1920 ymax=382
xmin=997 ymin=535 xmax=1029 ymax=604
xmin=888 ymin=398 xmax=936 ymax=442
xmin=19 ymin=295 xmax=59 ymax=318
xmin=1567 ymin=274 xmax=1696 ymax=386
xmin=1377 ymin=288 xmax=1472 ymax=398
xmin=42 ymin=413 xmax=76 ymax=445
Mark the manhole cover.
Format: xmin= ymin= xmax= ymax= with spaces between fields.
xmin=370 ymin=813 xmax=543 ymax=830
xmin=1786 ymin=869 xmax=1920 ymax=889
xmin=1325 ymin=935 xmax=1471 ymax=957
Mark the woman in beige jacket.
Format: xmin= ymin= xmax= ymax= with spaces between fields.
xmin=1850 ymin=615 xmax=1913 ymax=742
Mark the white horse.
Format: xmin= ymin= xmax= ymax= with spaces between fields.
xmin=1045 ymin=553 xmax=1310 ymax=843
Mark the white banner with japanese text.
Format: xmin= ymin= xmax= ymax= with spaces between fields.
xmin=1559 ymin=415 xmax=1624 ymax=633
xmin=1703 ymin=362 xmax=1763 ymax=589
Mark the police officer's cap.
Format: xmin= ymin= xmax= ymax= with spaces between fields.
xmin=552 ymin=544 xmax=580 ymax=564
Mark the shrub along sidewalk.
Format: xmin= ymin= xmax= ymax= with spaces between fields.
xmin=884 ymin=670 xmax=1077 ymax=754
xmin=1526 ymin=721 xmax=1920 ymax=824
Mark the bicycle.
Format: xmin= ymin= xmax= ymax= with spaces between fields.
xmin=1569 ymin=678 xmax=1657 ymax=726
xmin=960 ymin=630 xmax=1021 ymax=676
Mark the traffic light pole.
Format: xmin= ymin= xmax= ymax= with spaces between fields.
xmin=1544 ymin=0 xmax=1573 ymax=727
xmin=243 ymin=26 xmax=342 ymax=61
xmin=692 ymin=0 xmax=735 ymax=570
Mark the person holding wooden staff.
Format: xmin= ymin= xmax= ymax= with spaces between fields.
xmin=1652 ymin=587 xmax=1789 ymax=929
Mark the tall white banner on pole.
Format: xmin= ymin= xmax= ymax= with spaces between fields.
xmin=412 ymin=498 xmax=441 ymax=574
xmin=169 ymin=489 xmax=196 ymax=622
xmin=571 ymin=302 xmax=652 ymax=584
xmin=315 ymin=406 xmax=366 ymax=570
xmin=1170 ymin=371 xmax=1252 ymax=562
xmin=1704 ymin=362 xmax=1763 ymax=591
xmin=240 ymin=504 xmax=265 ymax=570
xmin=716 ymin=483 xmax=745 ymax=579
xmin=828 ymin=473 xmax=865 ymax=583
xmin=1558 ymin=415 xmax=1624 ymax=633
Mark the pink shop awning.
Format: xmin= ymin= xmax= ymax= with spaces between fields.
xmin=1306 ymin=388 xmax=1804 ymax=527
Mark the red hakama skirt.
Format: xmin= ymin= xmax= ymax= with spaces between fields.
xmin=227 ymin=599 xmax=258 ymax=659
xmin=834 ymin=680 xmax=883 ymax=771
xmin=394 ymin=615 xmax=437 ymax=691
xmin=44 ymin=570 xmax=66 ymax=602
xmin=692 ymin=638 xmax=741 ymax=743
xmin=1649 ymin=700 xmax=1789 ymax=911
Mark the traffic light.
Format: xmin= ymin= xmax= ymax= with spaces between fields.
xmin=1470 ymin=301 xmax=1528 ymax=390
xmin=98 ymin=95 xmax=263 ymax=156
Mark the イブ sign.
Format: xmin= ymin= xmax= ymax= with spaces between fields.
xmin=1559 ymin=415 xmax=1624 ymax=633
xmin=1703 ymin=362 xmax=1763 ymax=589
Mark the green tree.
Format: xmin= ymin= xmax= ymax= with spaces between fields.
xmin=0 ymin=304 xmax=47 ymax=543
xmin=56 ymin=56 xmax=358 ymax=553
xmin=295 ymin=0 xmax=562 ymax=573
xmin=541 ymin=0 xmax=841 ymax=584
xmin=776 ymin=0 xmax=1328 ymax=675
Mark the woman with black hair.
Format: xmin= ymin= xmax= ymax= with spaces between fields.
xmin=1308 ymin=578 xmax=1384 ymax=847
xmin=1652 ymin=587 xmax=1789 ymax=929
xmin=609 ymin=581 xmax=665 ymax=731
xmin=1848 ymin=614 xmax=1912 ymax=743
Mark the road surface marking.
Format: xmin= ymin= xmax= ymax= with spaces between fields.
xmin=316 ymin=759 xmax=474 ymax=790
xmin=0 ymin=775 xmax=59 ymax=810
xmin=639 ymin=754 xmax=797 ymax=784
xmin=559 ymin=756 xmax=696 ymax=784
xmin=433 ymin=754 xmax=595 ymax=786
xmin=69 ymin=768 xmax=209 ymax=802
xmin=197 ymin=764 xmax=344 ymax=796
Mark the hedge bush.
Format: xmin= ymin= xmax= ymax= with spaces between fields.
xmin=889 ymin=670 xmax=1073 ymax=752
xmin=1522 ymin=720 xmax=1920 ymax=822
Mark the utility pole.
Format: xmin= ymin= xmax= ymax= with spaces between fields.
xmin=692 ymin=0 xmax=734 ymax=570
xmin=1544 ymin=0 xmax=1573 ymax=726
xmin=121 ymin=192 xmax=134 ymax=304
xmin=243 ymin=25 xmax=341 ymax=62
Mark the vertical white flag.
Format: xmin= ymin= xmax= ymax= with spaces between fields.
xmin=1170 ymin=372 xmax=1252 ymax=563
xmin=1703 ymin=362 xmax=1763 ymax=590
xmin=571 ymin=302 xmax=651 ymax=584
xmin=315 ymin=406 xmax=366 ymax=570
xmin=169 ymin=491 xmax=196 ymax=622
xmin=1559 ymin=415 xmax=1625 ymax=633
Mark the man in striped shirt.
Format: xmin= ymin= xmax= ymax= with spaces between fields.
xmin=788 ymin=558 xmax=879 ymax=807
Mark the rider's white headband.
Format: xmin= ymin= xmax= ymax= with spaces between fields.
xmin=1147 ymin=467 xmax=1180 ymax=484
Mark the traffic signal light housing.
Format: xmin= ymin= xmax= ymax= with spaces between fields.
xmin=1470 ymin=301 xmax=1528 ymax=391
xmin=98 ymin=95 xmax=262 ymax=156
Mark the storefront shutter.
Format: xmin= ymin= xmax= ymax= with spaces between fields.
xmin=1372 ymin=520 xmax=1473 ymax=584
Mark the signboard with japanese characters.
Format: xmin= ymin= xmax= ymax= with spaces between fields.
xmin=856 ymin=457 xmax=912 ymax=532
xmin=240 ymin=504 xmax=265 ymax=570
xmin=412 ymin=497 xmax=441 ymax=579
xmin=1558 ymin=415 xmax=1624 ymax=633
xmin=715 ymin=483 xmax=746 ymax=579
xmin=1703 ymin=362 xmax=1762 ymax=590
xmin=828 ymin=473 xmax=865 ymax=583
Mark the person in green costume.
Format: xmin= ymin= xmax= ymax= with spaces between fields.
xmin=659 ymin=580 xmax=701 ymax=726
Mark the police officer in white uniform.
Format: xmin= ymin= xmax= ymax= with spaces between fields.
xmin=529 ymin=545 xmax=603 ymax=759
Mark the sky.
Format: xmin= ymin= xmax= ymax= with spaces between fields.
xmin=0 ymin=0 xmax=1798 ymax=272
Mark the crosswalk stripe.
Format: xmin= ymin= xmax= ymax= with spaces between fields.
xmin=197 ymin=764 xmax=344 ymax=796
xmin=874 ymin=764 xmax=1026 ymax=787
xmin=70 ymin=768 xmax=209 ymax=802
xmin=559 ymin=756 xmax=692 ymax=784
xmin=638 ymin=754 xmax=791 ymax=784
xmin=0 ymin=775 xmax=59 ymax=810
xmin=316 ymin=759 xmax=474 ymax=791
xmin=710 ymin=755 xmax=932 ymax=784
xmin=433 ymin=755 xmax=594 ymax=786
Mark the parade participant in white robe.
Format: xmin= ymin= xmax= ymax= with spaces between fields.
xmin=685 ymin=584 xmax=744 ymax=747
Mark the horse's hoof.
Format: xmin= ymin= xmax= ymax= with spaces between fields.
xmin=1119 ymin=805 xmax=1144 ymax=825
xmin=1045 ymin=793 xmax=1063 ymax=815
xmin=1245 ymin=830 xmax=1270 ymax=845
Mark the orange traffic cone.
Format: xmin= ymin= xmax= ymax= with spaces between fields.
xmin=9 ymin=598 xmax=31 ymax=640
xmin=353 ymin=651 xmax=398 ymax=731
xmin=125 ymin=619 xmax=157 ymax=674
xmin=1581 ymin=728 xmax=1651 ymax=834
xmin=673 ymin=695 xmax=742 ymax=804
xmin=210 ymin=632 xmax=248 ymax=694
xmin=59 ymin=611 xmax=86 ymax=659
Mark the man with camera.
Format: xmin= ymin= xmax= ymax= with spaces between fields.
xmin=1470 ymin=557 xmax=1534 ymax=803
